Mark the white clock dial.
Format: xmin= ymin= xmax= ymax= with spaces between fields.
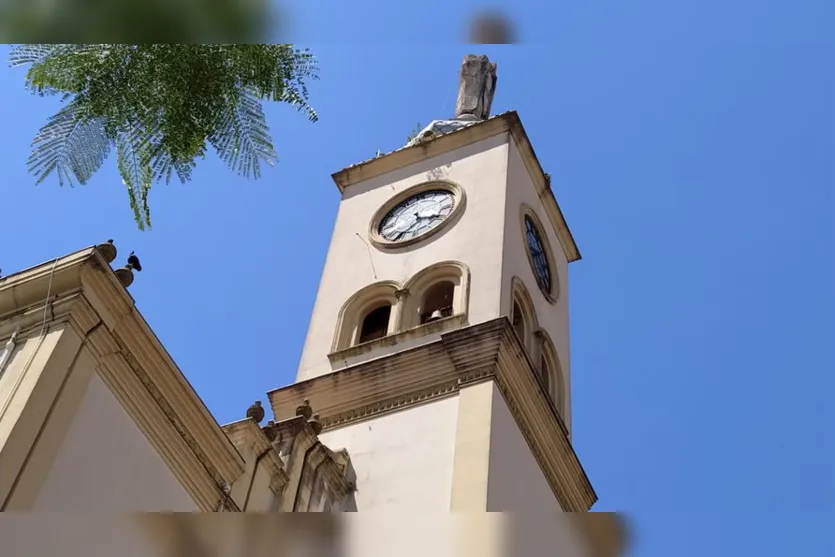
xmin=378 ymin=189 xmax=455 ymax=243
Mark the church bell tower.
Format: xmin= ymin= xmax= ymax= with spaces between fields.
xmin=268 ymin=54 xmax=596 ymax=512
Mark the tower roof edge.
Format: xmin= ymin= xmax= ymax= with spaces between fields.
xmin=331 ymin=111 xmax=581 ymax=263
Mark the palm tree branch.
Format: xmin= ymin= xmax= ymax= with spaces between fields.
xmin=208 ymin=87 xmax=276 ymax=179
xmin=28 ymin=99 xmax=111 ymax=186
xmin=116 ymin=125 xmax=154 ymax=230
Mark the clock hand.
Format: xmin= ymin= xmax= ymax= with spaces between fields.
xmin=393 ymin=213 xmax=416 ymax=232
xmin=416 ymin=204 xmax=441 ymax=218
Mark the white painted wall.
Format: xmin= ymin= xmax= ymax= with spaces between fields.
xmin=486 ymin=383 xmax=562 ymax=512
xmin=297 ymin=134 xmax=511 ymax=381
xmin=33 ymin=373 xmax=198 ymax=511
xmin=502 ymin=139 xmax=573 ymax=429
xmin=318 ymin=396 xmax=460 ymax=511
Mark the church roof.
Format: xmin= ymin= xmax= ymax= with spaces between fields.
xmin=405 ymin=117 xmax=481 ymax=147
xmin=335 ymin=110 xmax=513 ymax=179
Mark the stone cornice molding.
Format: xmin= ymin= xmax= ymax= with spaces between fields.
xmin=270 ymin=416 xmax=354 ymax=511
xmin=221 ymin=419 xmax=289 ymax=496
xmin=315 ymin=445 xmax=354 ymax=500
xmin=78 ymin=261 xmax=246 ymax=510
xmin=268 ymin=317 xmax=597 ymax=511
xmin=0 ymin=248 xmax=247 ymax=512
xmin=0 ymin=249 xmax=94 ymax=322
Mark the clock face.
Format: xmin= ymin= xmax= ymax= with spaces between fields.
xmin=378 ymin=189 xmax=456 ymax=243
xmin=524 ymin=215 xmax=553 ymax=294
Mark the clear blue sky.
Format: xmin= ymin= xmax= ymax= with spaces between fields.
xmin=0 ymin=1 xmax=833 ymax=554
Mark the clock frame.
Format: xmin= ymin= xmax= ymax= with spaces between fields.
xmin=369 ymin=181 xmax=467 ymax=249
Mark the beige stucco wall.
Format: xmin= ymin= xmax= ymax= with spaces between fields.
xmin=290 ymin=124 xmax=579 ymax=518
xmin=0 ymin=325 xmax=87 ymax=509
xmin=244 ymin=458 xmax=278 ymax=511
xmin=297 ymin=132 xmax=573 ymax=424
xmin=318 ymin=396 xmax=460 ymax=510
xmin=0 ymin=328 xmax=68 ymax=447
xmin=33 ymin=372 xmax=198 ymax=511
xmin=502 ymin=139 xmax=572 ymax=428
xmin=486 ymin=382 xmax=562 ymax=512
xmin=297 ymin=134 xmax=511 ymax=381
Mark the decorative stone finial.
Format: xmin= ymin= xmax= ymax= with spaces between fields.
xmin=308 ymin=413 xmax=323 ymax=435
xmin=295 ymin=399 xmax=313 ymax=420
xmin=114 ymin=249 xmax=142 ymax=289
xmin=96 ymin=239 xmax=117 ymax=264
xmin=262 ymin=419 xmax=278 ymax=442
xmin=246 ymin=400 xmax=265 ymax=423
xmin=454 ymin=54 xmax=497 ymax=121
xmin=113 ymin=266 xmax=134 ymax=288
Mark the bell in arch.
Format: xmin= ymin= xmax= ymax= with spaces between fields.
xmin=426 ymin=309 xmax=444 ymax=322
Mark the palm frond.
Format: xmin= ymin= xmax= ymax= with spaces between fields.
xmin=150 ymin=146 xmax=198 ymax=185
xmin=9 ymin=43 xmax=115 ymax=66
xmin=11 ymin=44 xmax=319 ymax=230
xmin=209 ymin=88 xmax=276 ymax=179
xmin=8 ymin=44 xmax=60 ymax=66
xmin=10 ymin=44 xmax=112 ymax=95
xmin=135 ymin=118 xmax=198 ymax=185
xmin=267 ymin=47 xmax=318 ymax=122
xmin=116 ymin=126 xmax=154 ymax=230
xmin=279 ymin=88 xmax=319 ymax=122
xmin=28 ymin=99 xmax=111 ymax=186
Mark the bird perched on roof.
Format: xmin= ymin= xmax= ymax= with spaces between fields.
xmin=247 ymin=400 xmax=265 ymax=424
xmin=127 ymin=251 xmax=142 ymax=272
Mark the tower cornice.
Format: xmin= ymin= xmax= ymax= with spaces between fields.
xmin=267 ymin=316 xmax=597 ymax=511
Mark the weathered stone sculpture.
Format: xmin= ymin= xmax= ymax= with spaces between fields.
xmin=454 ymin=54 xmax=498 ymax=121
xmin=246 ymin=400 xmax=265 ymax=423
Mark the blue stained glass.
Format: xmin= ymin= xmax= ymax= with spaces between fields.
xmin=524 ymin=216 xmax=552 ymax=293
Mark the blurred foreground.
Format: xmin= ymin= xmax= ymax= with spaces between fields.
xmin=1 ymin=513 xmax=629 ymax=557
xmin=0 ymin=0 xmax=275 ymax=42
xmin=0 ymin=0 xmax=517 ymax=42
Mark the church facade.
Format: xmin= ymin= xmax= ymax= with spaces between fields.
xmin=0 ymin=55 xmax=626 ymax=557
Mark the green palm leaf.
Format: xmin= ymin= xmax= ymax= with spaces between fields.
xmin=10 ymin=44 xmax=112 ymax=95
xmin=28 ymin=100 xmax=110 ymax=186
xmin=116 ymin=125 xmax=154 ymax=230
xmin=11 ymin=44 xmax=318 ymax=230
xmin=209 ymin=88 xmax=277 ymax=179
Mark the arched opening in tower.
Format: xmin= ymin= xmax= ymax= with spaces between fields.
xmin=359 ymin=304 xmax=391 ymax=343
xmin=420 ymin=281 xmax=455 ymax=324
xmin=511 ymin=301 xmax=526 ymax=343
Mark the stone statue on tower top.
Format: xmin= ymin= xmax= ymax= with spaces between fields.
xmin=454 ymin=54 xmax=498 ymax=121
